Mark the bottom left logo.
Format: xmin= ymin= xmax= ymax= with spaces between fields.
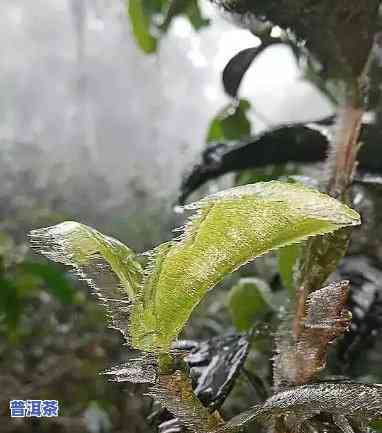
xmin=10 ymin=400 xmax=59 ymax=417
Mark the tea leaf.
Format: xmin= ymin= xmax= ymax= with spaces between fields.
xmin=278 ymin=244 xmax=301 ymax=296
xmin=29 ymin=221 xmax=143 ymax=342
xmin=29 ymin=182 xmax=360 ymax=353
xmin=133 ymin=181 xmax=360 ymax=351
xmin=228 ymin=278 xmax=271 ymax=331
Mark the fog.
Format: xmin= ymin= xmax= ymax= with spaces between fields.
xmin=1 ymin=0 xmax=333 ymax=247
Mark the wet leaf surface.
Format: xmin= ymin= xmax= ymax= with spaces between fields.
xmin=336 ymin=257 xmax=382 ymax=370
xmin=179 ymin=122 xmax=382 ymax=205
xmin=152 ymin=334 xmax=250 ymax=433
xmin=175 ymin=333 xmax=250 ymax=410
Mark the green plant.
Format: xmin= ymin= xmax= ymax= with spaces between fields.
xmin=29 ymin=2 xmax=382 ymax=433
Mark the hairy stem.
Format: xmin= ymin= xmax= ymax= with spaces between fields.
xmin=147 ymin=370 xmax=224 ymax=433
xmin=276 ymin=82 xmax=369 ymax=388
xmin=296 ymin=88 xmax=365 ymax=300
xmin=328 ymin=101 xmax=364 ymax=198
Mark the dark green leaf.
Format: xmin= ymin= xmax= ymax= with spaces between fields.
xmin=0 ymin=275 xmax=22 ymax=333
xmin=162 ymin=0 xmax=209 ymax=31
xmin=19 ymin=262 xmax=76 ymax=304
xmin=179 ymin=125 xmax=329 ymax=205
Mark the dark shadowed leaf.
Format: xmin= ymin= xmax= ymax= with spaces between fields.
xmin=336 ymin=256 xmax=382 ymax=370
xmin=179 ymin=120 xmax=382 ymax=205
xmin=151 ymin=334 xmax=250 ymax=433
xmin=222 ymin=40 xmax=300 ymax=98
xmin=223 ymin=46 xmax=265 ymax=98
xmin=179 ymin=125 xmax=329 ymax=205
xmin=175 ymin=333 xmax=250 ymax=409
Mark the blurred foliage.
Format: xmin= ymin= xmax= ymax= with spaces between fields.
xmin=1 ymin=223 xmax=152 ymax=432
xmin=0 ymin=145 xmax=162 ymax=432
xmin=0 ymin=232 xmax=76 ymax=340
xmin=127 ymin=0 xmax=209 ymax=53
xmin=128 ymin=0 xmax=158 ymax=53
xmin=227 ymin=278 xmax=271 ymax=331
xmin=206 ymin=100 xmax=251 ymax=143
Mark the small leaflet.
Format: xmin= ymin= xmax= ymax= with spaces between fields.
xmin=29 ymin=221 xmax=143 ymax=344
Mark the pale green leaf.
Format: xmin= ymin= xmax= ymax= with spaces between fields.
xmin=29 ymin=221 xmax=143 ymax=342
xmin=278 ymin=244 xmax=301 ymax=296
xmin=228 ymin=278 xmax=271 ymax=331
xmin=131 ymin=180 xmax=360 ymax=351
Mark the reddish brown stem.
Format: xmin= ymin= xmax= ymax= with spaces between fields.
xmin=328 ymin=103 xmax=364 ymax=198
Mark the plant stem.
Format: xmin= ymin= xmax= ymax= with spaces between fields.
xmin=148 ymin=370 xmax=224 ymax=433
xmin=328 ymin=99 xmax=364 ymax=198
xmin=296 ymin=85 xmax=366 ymax=296
xmin=276 ymin=78 xmax=369 ymax=388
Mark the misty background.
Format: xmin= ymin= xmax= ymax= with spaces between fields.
xmin=1 ymin=0 xmax=333 ymax=249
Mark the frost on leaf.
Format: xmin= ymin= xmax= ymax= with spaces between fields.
xmin=150 ymin=334 xmax=249 ymax=433
xmin=215 ymin=382 xmax=382 ymax=433
xmin=274 ymin=281 xmax=352 ymax=387
xmin=29 ymin=182 xmax=360 ymax=354
xmin=29 ymin=221 xmax=143 ymax=343
xmin=132 ymin=181 xmax=360 ymax=351
xmin=147 ymin=371 xmax=224 ymax=433
xmin=103 ymin=353 xmax=157 ymax=384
